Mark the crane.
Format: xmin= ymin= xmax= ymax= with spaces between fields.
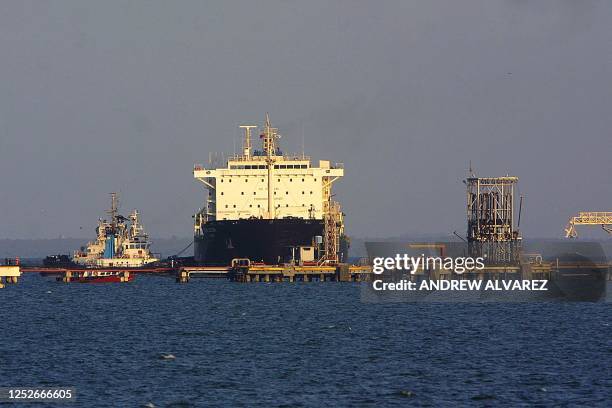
xmin=564 ymin=212 xmax=612 ymax=238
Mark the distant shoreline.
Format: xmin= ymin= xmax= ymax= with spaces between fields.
xmin=1 ymin=236 xmax=610 ymax=259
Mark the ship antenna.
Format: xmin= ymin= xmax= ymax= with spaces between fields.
xmin=262 ymin=113 xmax=279 ymax=218
xmin=301 ymin=122 xmax=305 ymax=159
xmin=262 ymin=112 xmax=280 ymax=156
xmin=239 ymin=125 xmax=257 ymax=158
xmin=108 ymin=192 xmax=119 ymax=228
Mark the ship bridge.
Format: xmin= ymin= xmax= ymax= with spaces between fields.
xmin=193 ymin=115 xmax=343 ymax=223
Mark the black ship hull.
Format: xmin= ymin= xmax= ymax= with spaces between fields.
xmin=545 ymin=253 xmax=608 ymax=301
xmin=194 ymin=218 xmax=325 ymax=265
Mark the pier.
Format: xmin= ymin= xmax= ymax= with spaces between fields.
xmin=20 ymin=266 xmax=176 ymax=283
xmin=0 ymin=259 xmax=21 ymax=288
xmin=18 ymin=263 xmax=372 ymax=284
xmin=175 ymin=264 xmax=371 ymax=283
xmin=14 ymin=258 xmax=610 ymax=285
xmin=378 ymin=261 xmax=611 ymax=282
xmin=228 ymin=264 xmax=371 ymax=283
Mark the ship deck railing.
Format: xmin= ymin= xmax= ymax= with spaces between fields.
xmin=229 ymin=153 xmax=311 ymax=162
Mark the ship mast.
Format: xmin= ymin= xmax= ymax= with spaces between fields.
xmin=262 ymin=113 xmax=279 ymax=219
xmin=107 ymin=192 xmax=119 ymax=230
xmin=239 ymin=125 xmax=256 ymax=158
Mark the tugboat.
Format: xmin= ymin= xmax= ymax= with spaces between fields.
xmin=39 ymin=193 xmax=159 ymax=283
xmin=71 ymin=192 xmax=159 ymax=268
xmin=43 ymin=193 xmax=159 ymax=272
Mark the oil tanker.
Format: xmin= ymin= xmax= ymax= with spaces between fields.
xmin=193 ymin=114 xmax=347 ymax=265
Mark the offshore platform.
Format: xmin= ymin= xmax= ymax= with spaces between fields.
xmin=465 ymin=174 xmax=522 ymax=264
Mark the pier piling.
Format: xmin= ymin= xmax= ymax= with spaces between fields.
xmin=176 ymin=269 xmax=190 ymax=283
xmin=0 ymin=262 xmax=22 ymax=288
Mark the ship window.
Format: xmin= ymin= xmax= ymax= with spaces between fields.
xmin=278 ymin=179 xmax=280 ymax=182
xmin=314 ymin=178 xmax=317 ymax=181
xmin=253 ymin=192 xmax=256 ymax=195
xmin=249 ymin=205 xmax=252 ymax=207
xmin=274 ymin=192 xmax=276 ymax=195
xmin=310 ymin=191 xmax=313 ymax=194
xmin=245 ymin=179 xmax=248 ymax=182
xmin=233 ymin=205 xmax=236 ymax=208
xmin=286 ymin=191 xmax=288 ymax=195
xmin=302 ymin=179 xmax=304 ymax=182
xmin=221 ymin=179 xmax=224 ymax=182
xmin=289 ymin=178 xmax=292 ymax=182
xmin=220 ymin=192 xmax=224 ymax=195
xmin=259 ymin=165 xmax=265 ymax=169
xmin=257 ymin=205 xmax=260 ymax=208
xmin=241 ymin=192 xmax=244 ymax=195
xmin=225 ymin=205 xmax=228 ymax=208
xmin=302 ymin=191 xmax=305 ymax=194
xmin=229 ymin=179 xmax=232 ymax=183
xmin=274 ymin=165 xmax=279 ymax=169
xmin=261 ymin=179 xmax=264 ymax=182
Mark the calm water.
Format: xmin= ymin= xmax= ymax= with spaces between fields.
xmin=1 ymin=275 xmax=611 ymax=407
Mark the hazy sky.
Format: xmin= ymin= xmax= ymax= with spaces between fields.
xmin=0 ymin=1 xmax=610 ymax=239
